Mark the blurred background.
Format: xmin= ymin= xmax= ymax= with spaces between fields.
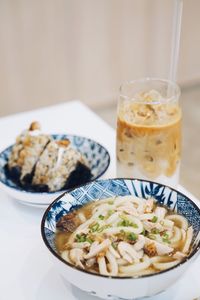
xmin=0 ymin=0 xmax=199 ymax=197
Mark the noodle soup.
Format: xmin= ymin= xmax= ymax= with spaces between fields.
xmin=55 ymin=195 xmax=193 ymax=277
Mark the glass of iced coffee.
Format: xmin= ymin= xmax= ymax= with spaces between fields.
xmin=116 ymin=78 xmax=181 ymax=188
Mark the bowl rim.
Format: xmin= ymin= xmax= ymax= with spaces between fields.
xmin=41 ymin=178 xmax=200 ymax=280
xmin=0 ymin=134 xmax=110 ymax=195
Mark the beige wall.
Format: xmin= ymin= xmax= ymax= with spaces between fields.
xmin=0 ymin=0 xmax=199 ymax=117
xmin=178 ymin=0 xmax=200 ymax=84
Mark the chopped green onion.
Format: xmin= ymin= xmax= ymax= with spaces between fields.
xmin=162 ymin=237 xmax=170 ymax=244
xmin=141 ymin=229 xmax=147 ymax=236
xmin=151 ymin=228 xmax=159 ymax=234
xmin=151 ymin=216 xmax=158 ymax=223
xmin=163 ymin=232 xmax=169 ymax=238
xmin=75 ymin=234 xmax=87 ymax=243
xmin=148 ymin=234 xmax=156 ymax=240
xmin=98 ymin=215 xmax=105 ymax=220
xmin=132 ymin=223 xmax=138 ymax=228
xmin=162 ymin=232 xmax=170 ymax=244
xmin=127 ymin=232 xmax=137 ymax=241
xmin=117 ymin=218 xmax=138 ymax=228
xmin=111 ymin=242 xmax=117 ymax=250
xmin=86 ymin=237 xmax=94 ymax=244
xmin=117 ymin=220 xmax=127 ymax=227
xmin=120 ymin=215 xmax=127 ymax=220
xmin=97 ymin=224 xmax=112 ymax=233
xmin=76 ymin=233 xmax=94 ymax=244
xmin=107 ymin=210 xmax=114 ymax=217
xmin=89 ymin=223 xmax=100 ymax=232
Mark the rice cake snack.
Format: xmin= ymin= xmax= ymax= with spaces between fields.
xmin=6 ymin=122 xmax=92 ymax=192
xmin=7 ymin=122 xmax=52 ymax=184
xmin=32 ymin=139 xmax=92 ymax=192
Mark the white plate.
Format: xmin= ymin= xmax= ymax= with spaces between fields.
xmin=0 ymin=181 xmax=63 ymax=205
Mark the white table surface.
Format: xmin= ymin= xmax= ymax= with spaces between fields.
xmin=0 ymin=101 xmax=199 ymax=300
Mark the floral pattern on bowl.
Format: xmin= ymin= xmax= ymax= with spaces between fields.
xmin=0 ymin=135 xmax=110 ymax=205
xmin=41 ymin=178 xmax=200 ymax=299
xmin=44 ymin=179 xmax=200 ymax=236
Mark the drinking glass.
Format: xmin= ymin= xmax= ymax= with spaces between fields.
xmin=116 ymin=78 xmax=181 ymax=188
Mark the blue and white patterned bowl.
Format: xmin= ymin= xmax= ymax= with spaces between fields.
xmin=0 ymin=134 xmax=110 ymax=206
xmin=41 ymin=178 xmax=200 ymax=300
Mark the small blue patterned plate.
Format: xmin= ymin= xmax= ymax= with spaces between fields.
xmin=41 ymin=178 xmax=200 ymax=299
xmin=0 ymin=134 xmax=110 ymax=206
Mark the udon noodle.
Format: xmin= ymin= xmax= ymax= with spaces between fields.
xmin=55 ymin=195 xmax=193 ymax=277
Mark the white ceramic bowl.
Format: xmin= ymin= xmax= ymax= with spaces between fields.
xmin=41 ymin=178 xmax=200 ymax=299
xmin=0 ymin=134 xmax=110 ymax=207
